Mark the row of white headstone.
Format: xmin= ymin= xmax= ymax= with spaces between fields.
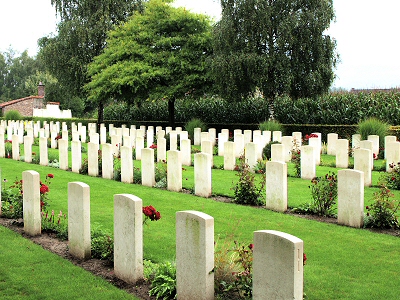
xmin=19 ymin=170 xmax=304 ymax=300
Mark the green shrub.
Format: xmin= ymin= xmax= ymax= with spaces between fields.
xmin=365 ymin=185 xmax=399 ymax=229
xmin=91 ymin=226 xmax=114 ymax=262
xmin=262 ymin=141 xmax=280 ymax=160
xmin=357 ymin=117 xmax=389 ymax=147
xmin=259 ymin=120 xmax=283 ymax=132
xmin=5 ymin=110 xmax=22 ymax=121
xmin=232 ymin=156 xmax=265 ymax=206
xmin=148 ymin=261 xmax=177 ymax=300
xmin=184 ymin=118 xmax=207 ymax=140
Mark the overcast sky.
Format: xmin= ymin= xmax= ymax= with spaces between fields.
xmin=1 ymin=0 xmax=399 ymax=90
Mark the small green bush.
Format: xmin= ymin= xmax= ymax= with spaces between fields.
xmin=259 ymin=120 xmax=283 ymax=133
xmin=184 ymin=118 xmax=207 ymax=140
xmin=91 ymin=226 xmax=114 ymax=262
xmin=5 ymin=110 xmax=22 ymax=121
xmin=262 ymin=141 xmax=280 ymax=160
xmin=357 ymin=117 xmax=389 ymax=147
xmin=148 ymin=261 xmax=177 ymax=300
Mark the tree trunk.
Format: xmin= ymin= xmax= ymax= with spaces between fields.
xmin=268 ymin=97 xmax=275 ymax=120
xmin=168 ymin=99 xmax=175 ymax=128
xmin=97 ymin=101 xmax=104 ymax=130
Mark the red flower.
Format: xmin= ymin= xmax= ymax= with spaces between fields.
xmin=143 ymin=205 xmax=161 ymax=221
xmin=303 ymin=253 xmax=307 ymax=265
xmin=150 ymin=144 xmax=157 ymax=149
xmin=248 ymin=243 xmax=254 ymax=250
xmin=47 ymin=174 xmax=54 ymax=178
xmin=40 ymin=184 xmax=49 ymax=194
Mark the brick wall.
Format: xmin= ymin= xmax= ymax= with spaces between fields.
xmin=1 ymin=96 xmax=44 ymax=117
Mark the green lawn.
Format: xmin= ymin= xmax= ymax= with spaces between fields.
xmin=1 ymin=150 xmax=399 ymax=299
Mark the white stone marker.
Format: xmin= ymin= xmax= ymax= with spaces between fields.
xmin=253 ymin=230 xmax=303 ymax=300
xmin=176 ymin=211 xmax=214 ymax=300
xmin=147 ymin=128 xmax=154 ymax=147
xmin=367 ymin=134 xmax=380 ymax=156
xmin=385 ymin=141 xmax=400 ymax=172
xmin=170 ymin=131 xmax=178 ymax=151
xmin=167 ymin=150 xmax=182 ymax=192
xmin=157 ymin=137 xmax=167 ymax=162
xmin=114 ymin=194 xmax=143 ymax=284
xmin=208 ymin=128 xmax=216 ymax=146
xmin=308 ymin=137 xmax=320 ymax=165
xmin=338 ymin=169 xmax=364 ymax=228
xmin=201 ymin=140 xmax=214 ymax=166
xmin=301 ymin=145 xmax=316 ymax=180
xmin=180 ymin=130 xmax=188 ymax=140
xmin=141 ymin=148 xmax=155 ymax=187
xmin=272 ymin=130 xmax=282 ymax=142
xmin=245 ymin=142 xmax=257 ymax=172
xmin=121 ymin=146 xmax=133 ymax=183
xmin=24 ymin=136 xmax=33 ymax=163
xmin=88 ymin=142 xmax=99 ymax=177
xmin=327 ymin=133 xmax=338 ymax=155
xmin=102 ymin=144 xmax=114 ymax=180
xmin=354 ymin=148 xmax=372 ymax=186
xmin=244 ymin=129 xmax=252 ymax=144
xmin=384 ymin=136 xmax=397 ymax=159
xmin=359 ymin=140 xmax=374 ymax=169
xmin=292 ymin=132 xmax=302 ymax=147
xmin=194 ymin=153 xmax=212 ymax=197
xmin=71 ymin=140 xmax=82 ymax=173
xmin=281 ymin=136 xmax=293 ymax=162
xmin=271 ymin=143 xmax=285 ymax=163
xmin=200 ymin=132 xmax=210 ymax=144
xmin=23 ymin=170 xmax=41 ymax=236
xmin=12 ymin=134 xmax=19 ymax=160
xmin=135 ymin=136 xmax=144 ymax=160
xmin=39 ymin=136 xmax=48 ymax=166
xmin=58 ymin=139 xmax=69 ymax=170
xmin=193 ymin=127 xmax=201 ymax=146
xmin=265 ymin=161 xmax=287 ymax=212
xmin=224 ymin=141 xmax=236 ymax=171
xmin=234 ymin=133 xmax=244 ymax=158
xmin=50 ymin=131 xmax=57 ymax=149
xmin=218 ymin=132 xmax=228 ymax=156
xmin=100 ymin=126 xmax=107 ymax=144
xmin=68 ymin=182 xmax=91 ymax=259
xmin=335 ymin=139 xmax=349 ymax=168
xmin=180 ymin=139 xmax=192 ymax=166
xmin=0 ymin=133 xmax=4 ymax=157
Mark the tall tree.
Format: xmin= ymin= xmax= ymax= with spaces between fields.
xmin=212 ymin=0 xmax=337 ymax=114
xmin=39 ymin=0 xmax=145 ymax=120
xmin=85 ymin=0 xmax=214 ymax=127
xmin=0 ymin=49 xmax=40 ymax=102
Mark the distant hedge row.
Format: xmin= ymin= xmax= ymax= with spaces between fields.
xmin=103 ymin=91 xmax=400 ymax=126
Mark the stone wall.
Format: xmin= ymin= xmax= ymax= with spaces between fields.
xmin=1 ymin=96 xmax=44 ymax=117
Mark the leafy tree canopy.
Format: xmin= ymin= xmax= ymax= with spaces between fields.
xmin=39 ymin=0 xmax=145 ymax=118
xmin=212 ymin=0 xmax=337 ymax=104
xmin=85 ymin=0 xmax=215 ymax=126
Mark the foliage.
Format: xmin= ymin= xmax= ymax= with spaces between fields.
xmin=85 ymin=0 xmax=214 ymax=126
xmin=365 ymin=185 xmax=399 ymax=229
xmin=308 ymin=172 xmax=338 ymax=216
xmin=154 ymin=163 xmax=167 ymax=188
xmin=148 ymin=261 xmax=177 ymax=300
xmin=262 ymin=141 xmax=280 ymax=160
xmin=214 ymin=239 xmax=253 ymax=299
xmin=133 ymin=167 xmax=142 ymax=184
xmin=291 ymin=147 xmax=301 ymax=178
xmin=1 ymin=173 xmax=54 ymax=218
xmin=1 ymin=178 xmax=23 ymax=218
xmin=5 ymin=110 xmax=22 ymax=121
xmin=357 ymin=117 xmax=389 ymax=147
xmin=0 ymin=50 xmax=42 ymax=102
xmin=39 ymin=0 xmax=144 ymax=120
xmin=381 ymin=162 xmax=400 ymax=190
xmin=91 ymin=226 xmax=114 ymax=262
xmin=4 ymin=140 xmax=12 ymax=158
xmin=41 ymin=209 xmax=68 ymax=240
xmin=184 ymin=118 xmax=207 ymax=140
xmin=259 ymin=120 xmax=283 ymax=132
xmin=232 ymin=156 xmax=265 ymax=206
xmin=212 ymin=0 xmax=336 ymax=107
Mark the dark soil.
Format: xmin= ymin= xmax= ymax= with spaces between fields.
xmin=1 ymin=196 xmax=398 ymax=300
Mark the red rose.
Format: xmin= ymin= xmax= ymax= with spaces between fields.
xmin=47 ymin=174 xmax=54 ymax=178
xmin=40 ymin=184 xmax=49 ymax=194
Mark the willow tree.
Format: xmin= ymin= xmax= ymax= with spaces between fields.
xmin=39 ymin=0 xmax=145 ymax=120
xmin=212 ymin=0 xmax=337 ymax=115
xmin=85 ymin=0 xmax=214 ymax=127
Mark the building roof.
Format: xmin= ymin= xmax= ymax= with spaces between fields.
xmin=0 ymin=96 xmax=44 ymax=108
